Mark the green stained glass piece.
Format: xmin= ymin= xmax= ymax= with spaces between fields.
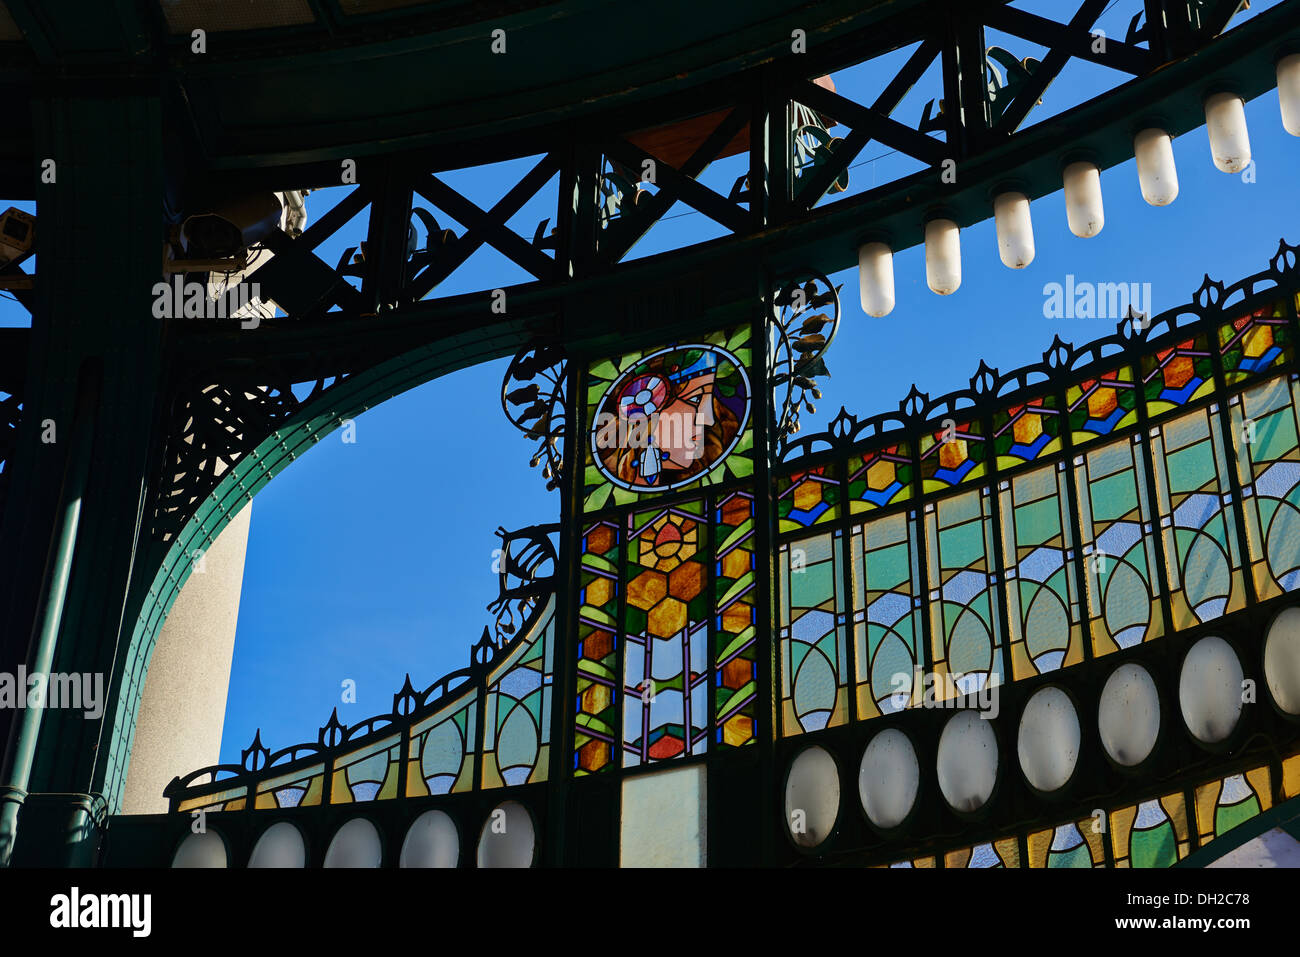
xmin=792 ymin=647 xmax=836 ymax=718
xmin=791 ymin=560 xmax=833 ymax=607
xmin=1047 ymin=843 xmax=1093 ymax=868
xmin=1214 ymin=795 xmax=1261 ymax=837
xmin=589 ymin=359 xmax=620 ymax=381
xmin=1131 ymin=820 xmax=1177 ymax=868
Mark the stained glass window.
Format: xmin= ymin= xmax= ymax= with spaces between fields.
xmin=176 ymin=786 xmax=248 ymax=814
xmin=1141 ymin=335 xmax=1215 ymax=417
xmin=992 ymin=396 xmax=1062 ymax=470
xmin=1219 ymin=296 xmax=1296 ymax=384
xmin=482 ymin=595 xmax=555 ymax=788
xmin=407 ymin=698 xmax=476 ymax=796
xmin=583 ymin=326 xmax=754 ymax=513
xmin=849 ymin=510 xmax=923 ymax=718
xmin=575 ymin=521 xmax=620 ymax=775
xmin=1284 ymin=753 xmax=1300 ymax=800
xmin=998 ymin=462 xmax=1083 ymax=679
xmin=1066 ymin=365 xmax=1138 ymax=446
xmin=1108 ymin=793 xmax=1190 ymax=867
xmin=623 ymin=502 xmax=710 ymax=766
xmin=1027 ymin=818 xmax=1106 ymax=868
xmin=255 ymin=767 xmax=323 ymax=809
xmin=924 ymin=488 xmax=1004 ymax=698
xmin=1229 ymin=375 xmax=1300 ymax=599
xmin=1149 ymin=407 xmax=1246 ymax=628
xmin=848 ymin=444 xmax=913 ymax=513
xmin=715 ymin=492 xmax=757 ymax=748
xmin=919 ymin=419 xmax=987 ymax=493
xmin=331 ymin=734 xmax=401 ymax=802
xmin=779 ymin=532 xmax=849 ymax=734
xmin=776 ymin=464 xmax=840 ymax=532
xmin=944 ymin=837 xmax=1020 ymax=868
xmin=1193 ymin=767 xmax=1271 ymax=845
xmin=1073 ymin=438 xmax=1164 ymax=655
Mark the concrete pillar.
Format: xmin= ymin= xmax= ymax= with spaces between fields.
xmin=120 ymin=504 xmax=251 ymax=815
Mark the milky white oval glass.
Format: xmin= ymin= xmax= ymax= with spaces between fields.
xmin=1098 ymin=662 xmax=1161 ymax=766
xmin=1204 ymin=92 xmax=1251 ymax=174
xmin=924 ymin=218 xmax=962 ymax=295
xmin=1017 ymin=686 xmax=1080 ymax=792
xmin=1134 ymin=128 xmax=1179 ymax=206
xmin=171 ymin=830 xmax=227 ymax=868
xmin=936 ymin=710 xmax=998 ymax=812
xmin=324 ymin=817 xmax=382 ymax=868
xmin=400 ymin=809 xmax=460 ymax=868
xmin=248 ymin=821 xmax=306 ymax=868
xmin=858 ymin=729 xmax=919 ymax=829
xmin=1264 ymin=606 xmax=1300 ymax=715
xmin=1062 ymin=161 xmax=1104 ymax=238
xmin=858 ymin=242 xmax=895 ymax=317
xmin=993 ymin=192 xmax=1034 ymax=268
xmin=784 ymin=745 xmax=839 ymax=848
xmin=477 ymin=801 xmax=535 ymax=868
xmin=1279 ymin=54 xmax=1300 ymax=136
xmin=1179 ymin=636 xmax=1244 ymax=744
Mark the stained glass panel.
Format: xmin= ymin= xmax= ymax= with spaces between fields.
xmin=623 ymin=502 xmax=710 ymax=765
xmin=877 ymin=855 xmax=936 ymax=868
xmin=992 ymin=396 xmax=1063 ymax=470
xmin=779 ymin=532 xmax=849 ymax=734
xmin=1141 ymin=335 xmax=1215 ymax=417
xmin=944 ymin=837 xmax=1020 ymax=868
xmin=1194 ymin=767 xmax=1271 ymax=845
xmin=482 ymin=595 xmax=555 ymax=788
xmin=331 ymin=734 xmax=401 ymax=803
xmin=715 ymin=492 xmax=757 ymax=748
xmin=1027 ymin=818 xmax=1106 ymax=868
xmin=776 ymin=464 xmax=840 ymax=532
xmin=584 ymin=325 xmax=754 ymax=513
xmin=407 ymin=698 xmax=476 ymax=796
xmin=1066 ymin=365 xmax=1138 ymax=446
xmin=1230 ymin=375 xmax=1300 ymax=599
xmin=849 ymin=510 xmax=923 ymax=718
xmin=176 ymin=786 xmax=248 ymax=814
xmin=254 ymin=766 xmax=323 ymax=810
xmin=924 ymin=488 xmax=1004 ymax=699
xmin=575 ymin=521 xmax=620 ymax=775
xmin=1108 ymin=793 xmax=1190 ymax=867
xmin=919 ymin=419 xmax=987 ymax=493
xmin=1073 ymin=437 xmax=1165 ymax=655
xmin=1284 ymin=753 xmax=1300 ymax=799
xmin=848 ymin=444 xmax=913 ymax=514
xmin=998 ymin=462 xmax=1084 ymax=679
xmin=1220 ymin=296 xmax=1296 ymax=385
xmin=1150 ymin=407 xmax=1246 ymax=628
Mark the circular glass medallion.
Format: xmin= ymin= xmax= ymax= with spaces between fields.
xmin=590 ymin=344 xmax=751 ymax=493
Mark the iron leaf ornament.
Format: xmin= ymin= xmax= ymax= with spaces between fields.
xmin=770 ymin=271 xmax=841 ymax=445
xmin=502 ymin=344 xmax=567 ymax=490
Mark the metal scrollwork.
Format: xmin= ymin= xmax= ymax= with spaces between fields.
xmin=770 ymin=271 xmax=841 ymax=445
xmin=502 ymin=344 xmax=566 ymax=490
xmin=487 ymin=522 xmax=559 ymax=644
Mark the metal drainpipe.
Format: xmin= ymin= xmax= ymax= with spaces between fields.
xmin=0 ymin=366 xmax=98 ymax=867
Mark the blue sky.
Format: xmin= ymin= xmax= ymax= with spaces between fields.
xmin=1 ymin=2 xmax=1295 ymax=766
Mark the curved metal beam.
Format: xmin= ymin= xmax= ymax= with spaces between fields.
xmin=174 ymin=1 xmax=1300 ymax=380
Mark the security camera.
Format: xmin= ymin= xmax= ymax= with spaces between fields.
xmin=180 ymin=192 xmax=283 ymax=259
xmin=0 ymin=207 xmax=35 ymax=265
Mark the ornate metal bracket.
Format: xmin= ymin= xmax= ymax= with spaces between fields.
xmin=486 ymin=522 xmax=559 ymax=644
xmin=770 ymin=271 xmax=841 ymax=446
xmin=502 ymin=344 xmax=566 ymax=491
